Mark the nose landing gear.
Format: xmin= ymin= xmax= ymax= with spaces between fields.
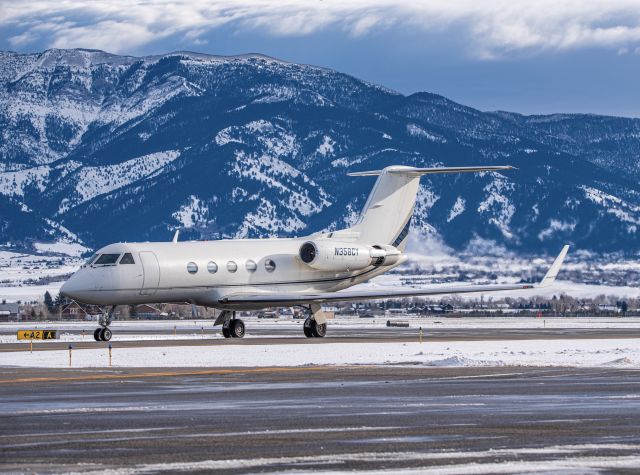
xmin=94 ymin=306 xmax=115 ymax=342
xmin=219 ymin=311 xmax=245 ymax=338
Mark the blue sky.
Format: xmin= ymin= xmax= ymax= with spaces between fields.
xmin=2 ymin=0 xmax=640 ymax=117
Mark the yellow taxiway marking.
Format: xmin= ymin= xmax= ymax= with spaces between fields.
xmin=0 ymin=365 xmax=352 ymax=385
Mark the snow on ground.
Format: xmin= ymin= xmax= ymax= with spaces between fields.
xmin=0 ymin=251 xmax=81 ymax=301
xmin=362 ymin=276 xmax=640 ymax=300
xmin=1 ymin=335 xmax=639 ymax=369
xmin=0 ymin=251 xmax=81 ymax=279
xmin=0 ymin=281 xmax=64 ymax=303
xmin=58 ymin=150 xmax=181 ymax=213
xmin=2 ymin=319 xmax=640 ymax=368
xmin=33 ymin=241 xmax=88 ymax=257
xmin=89 ymin=447 xmax=640 ymax=475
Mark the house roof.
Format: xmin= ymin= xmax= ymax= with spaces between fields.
xmin=0 ymin=303 xmax=20 ymax=313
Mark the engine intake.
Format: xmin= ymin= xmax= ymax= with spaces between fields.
xmin=299 ymin=242 xmax=317 ymax=264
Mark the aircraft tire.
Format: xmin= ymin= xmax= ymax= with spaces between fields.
xmin=93 ymin=328 xmax=102 ymax=341
xmin=231 ymin=319 xmax=245 ymax=338
xmin=303 ymin=317 xmax=314 ymax=338
xmin=304 ymin=317 xmax=326 ymax=337
xmin=312 ymin=322 xmax=327 ymax=338
xmin=222 ymin=323 xmax=231 ymax=338
xmin=100 ymin=327 xmax=112 ymax=341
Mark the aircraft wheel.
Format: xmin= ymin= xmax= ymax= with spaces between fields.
xmin=100 ymin=327 xmax=112 ymax=342
xmin=313 ymin=322 xmax=327 ymax=338
xmin=231 ymin=319 xmax=245 ymax=338
xmin=222 ymin=325 xmax=231 ymax=338
xmin=303 ymin=317 xmax=315 ymax=338
xmin=93 ymin=328 xmax=102 ymax=341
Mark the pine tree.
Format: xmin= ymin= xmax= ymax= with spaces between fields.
xmin=44 ymin=291 xmax=54 ymax=311
xmin=53 ymin=293 xmax=67 ymax=311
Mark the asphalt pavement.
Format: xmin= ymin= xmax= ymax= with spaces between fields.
xmin=1 ymin=366 xmax=640 ymax=473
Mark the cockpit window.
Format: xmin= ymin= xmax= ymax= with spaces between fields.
xmin=84 ymin=254 xmax=99 ymax=266
xmin=119 ymin=253 xmax=135 ymax=264
xmin=94 ymin=254 xmax=121 ymax=265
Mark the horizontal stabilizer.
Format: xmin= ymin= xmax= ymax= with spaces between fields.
xmin=347 ymin=165 xmax=516 ymax=177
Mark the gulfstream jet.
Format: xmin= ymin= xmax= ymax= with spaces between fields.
xmin=61 ymin=165 xmax=569 ymax=341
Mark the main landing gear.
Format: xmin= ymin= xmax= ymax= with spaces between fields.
xmin=221 ymin=311 xmax=245 ymax=338
xmin=303 ymin=303 xmax=327 ymax=338
xmin=303 ymin=316 xmax=326 ymax=338
xmin=94 ymin=305 xmax=115 ymax=342
xmin=215 ymin=307 xmax=328 ymax=339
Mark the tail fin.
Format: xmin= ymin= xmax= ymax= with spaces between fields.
xmin=346 ymin=165 xmax=515 ymax=249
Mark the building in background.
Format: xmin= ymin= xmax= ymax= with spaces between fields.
xmin=0 ymin=302 xmax=20 ymax=322
xmin=59 ymin=301 xmax=102 ymax=321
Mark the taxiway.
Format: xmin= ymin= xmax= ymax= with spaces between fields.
xmin=2 ymin=321 xmax=640 ymax=352
xmin=1 ymin=366 xmax=640 ymax=473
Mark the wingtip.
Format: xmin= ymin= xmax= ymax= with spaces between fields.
xmin=539 ymin=244 xmax=570 ymax=287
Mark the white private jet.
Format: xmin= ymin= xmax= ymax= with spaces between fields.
xmin=61 ymin=165 xmax=569 ymax=341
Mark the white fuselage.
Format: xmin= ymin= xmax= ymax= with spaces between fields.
xmin=60 ymin=165 xmax=524 ymax=314
xmin=61 ymin=237 xmax=401 ymax=310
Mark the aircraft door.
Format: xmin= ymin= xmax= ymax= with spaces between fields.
xmin=139 ymin=251 xmax=160 ymax=295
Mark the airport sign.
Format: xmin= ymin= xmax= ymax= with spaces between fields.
xmin=17 ymin=330 xmax=59 ymax=340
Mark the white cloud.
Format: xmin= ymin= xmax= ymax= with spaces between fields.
xmin=3 ymin=0 xmax=640 ymax=58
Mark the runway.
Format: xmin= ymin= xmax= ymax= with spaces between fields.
xmin=1 ymin=366 xmax=640 ymax=473
xmin=3 ymin=322 xmax=640 ymax=352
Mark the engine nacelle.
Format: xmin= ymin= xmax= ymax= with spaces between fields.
xmin=371 ymin=244 xmax=402 ymax=266
xmin=298 ymin=241 xmax=402 ymax=272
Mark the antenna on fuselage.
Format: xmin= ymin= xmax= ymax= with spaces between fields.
xmin=172 ymin=230 xmax=179 ymax=243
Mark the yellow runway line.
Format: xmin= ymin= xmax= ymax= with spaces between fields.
xmin=0 ymin=365 xmax=354 ymax=385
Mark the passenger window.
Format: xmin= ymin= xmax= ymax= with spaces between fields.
xmin=187 ymin=262 xmax=198 ymax=274
xmin=227 ymin=261 xmax=238 ymax=273
xmin=94 ymin=254 xmax=120 ymax=265
xmin=207 ymin=261 xmax=218 ymax=273
xmin=119 ymin=253 xmax=135 ymax=264
xmin=246 ymin=260 xmax=257 ymax=272
xmin=265 ymin=259 xmax=276 ymax=272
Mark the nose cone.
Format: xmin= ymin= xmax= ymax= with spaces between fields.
xmin=60 ymin=271 xmax=96 ymax=302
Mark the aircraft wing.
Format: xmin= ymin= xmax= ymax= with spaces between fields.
xmin=219 ymin=245 xmax=570 ymax=307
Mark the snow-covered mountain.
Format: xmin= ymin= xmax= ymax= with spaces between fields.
xmin=1 ymin=48 xmax=640 ymax=256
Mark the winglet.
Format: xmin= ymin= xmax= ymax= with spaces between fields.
xmin=539 ymin=245 xmax=570 ymax=287
xmin=172 ymin=230 xmax=180 ymax=243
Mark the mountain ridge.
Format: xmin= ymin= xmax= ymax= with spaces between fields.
xmin=1 ymin=48 xmax=640 ymax=257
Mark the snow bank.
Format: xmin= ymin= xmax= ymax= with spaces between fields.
xmin=1 ymin=338 xmax=639 ymax=369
